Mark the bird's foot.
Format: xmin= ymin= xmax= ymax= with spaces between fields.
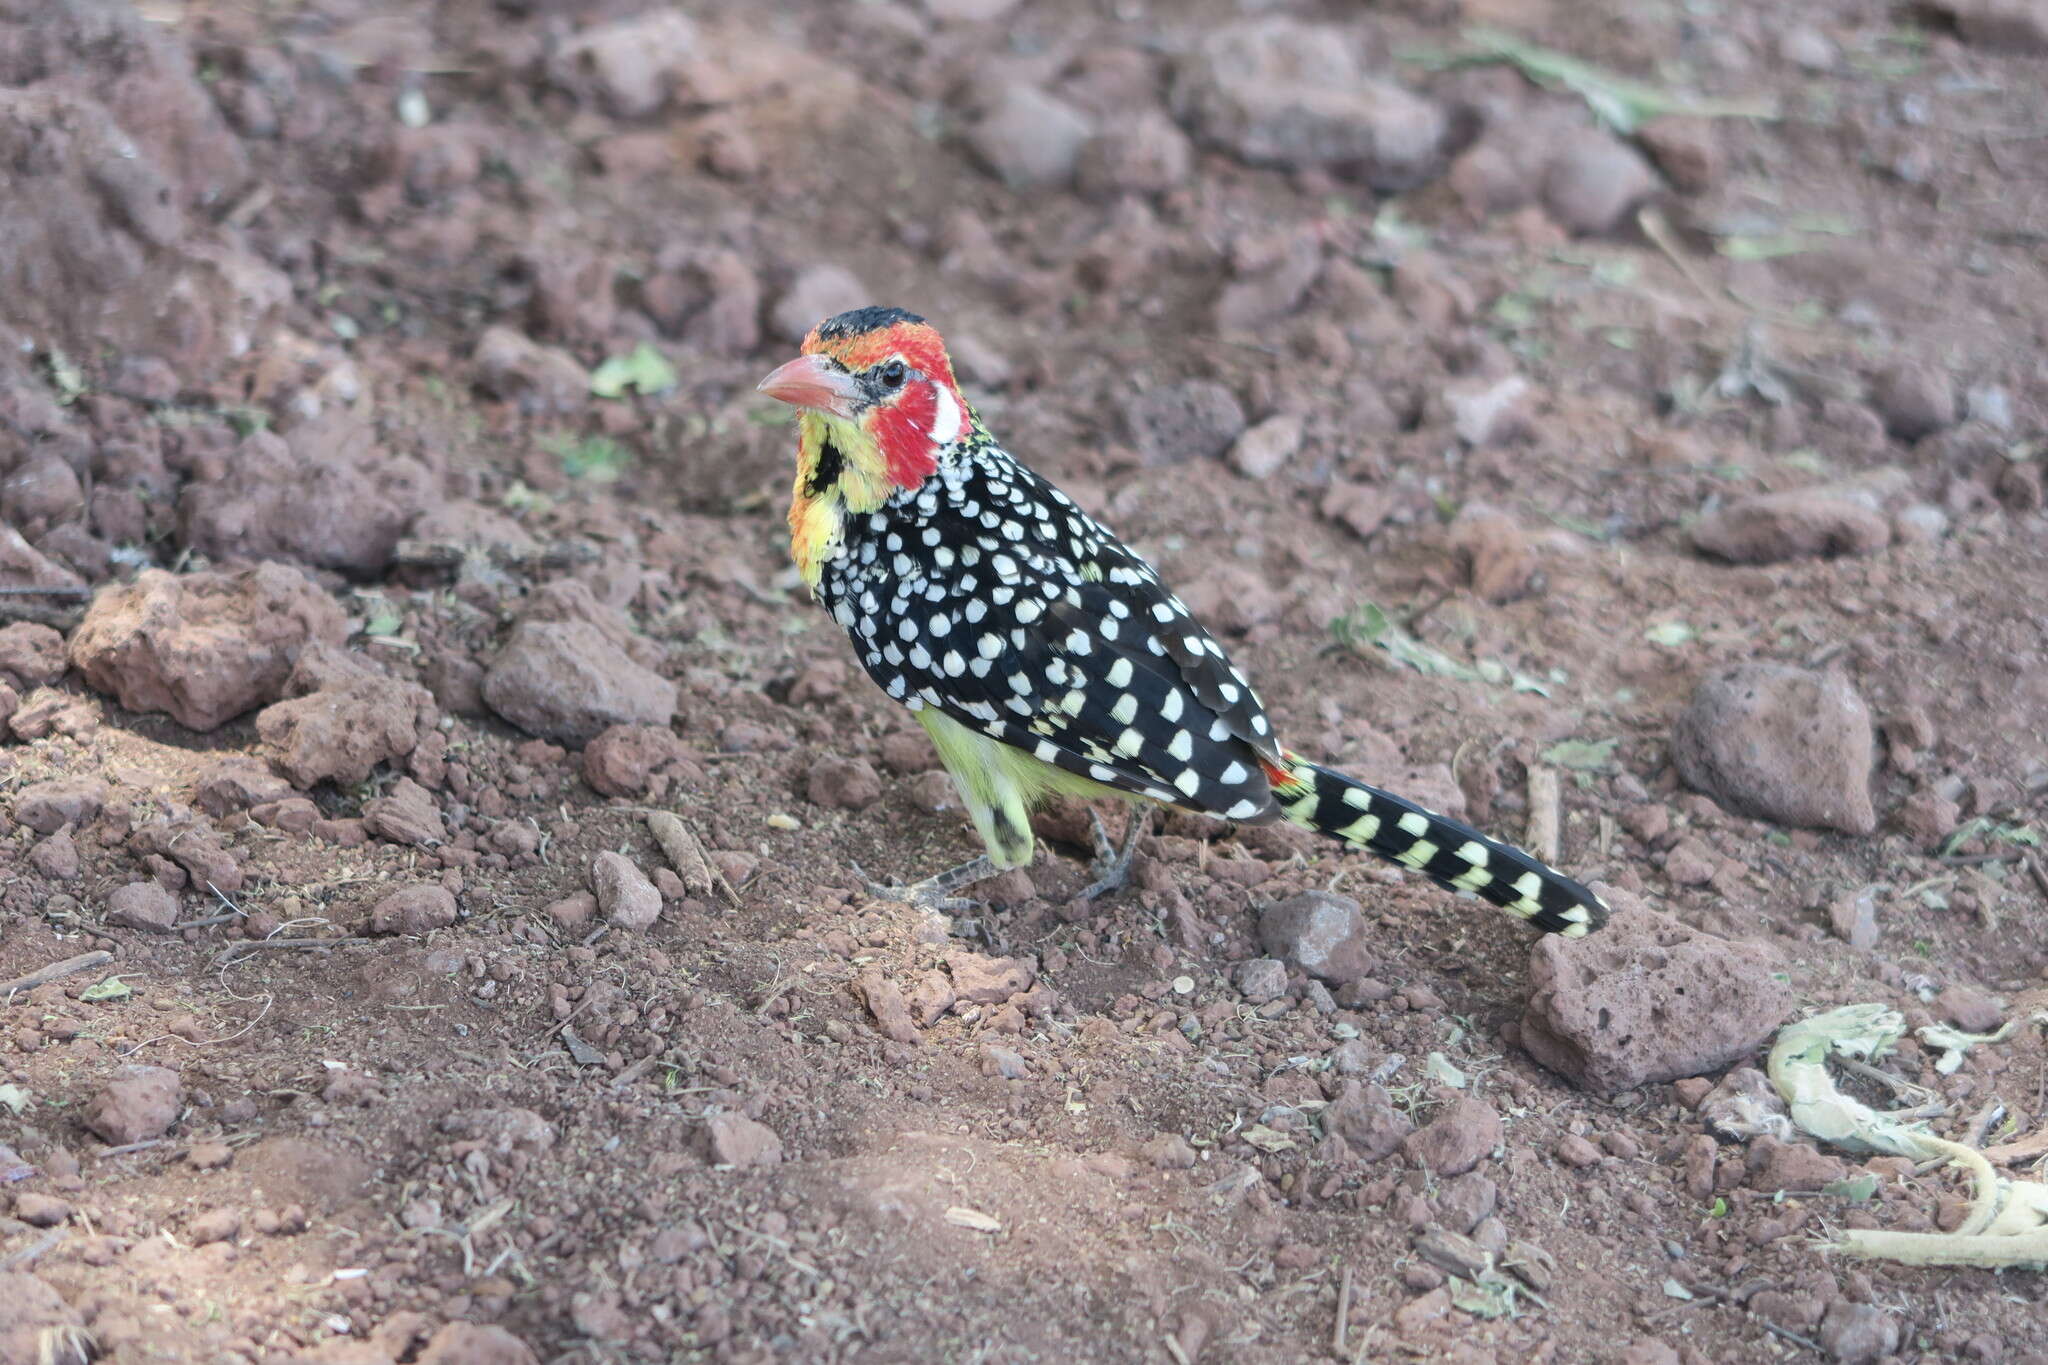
xmin=1076 ymin=808 xmax=1148 ymax=903
xmin=850 ymin=856 xmax=997 ymax=938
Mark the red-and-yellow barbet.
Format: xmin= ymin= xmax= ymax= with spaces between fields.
xmin=758 ymin=307 xmax=1608 ymax=937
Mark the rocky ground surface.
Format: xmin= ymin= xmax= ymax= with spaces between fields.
xmin=3 ymin=0 xmax=2048 ymax=1362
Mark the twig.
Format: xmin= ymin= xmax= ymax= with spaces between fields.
xmin=213 ymin=936 xmax=369 ymax=965
xmin=1334 ymin=1263 xmax=1353 ymax=1357
xmin=0 ymin=1227 xmax=66 ymax=1269
xmin=1 ymin=950 xmax=113 ymax=999
xmin=1161 ymin=1334 xmax=1193 ymax=1365
xmin=1755 ymin=1318 xmax=1825 ymax=1353
xmin=98 ymin=1139 xmax=168 ymax=1157
xmin=1525 ymin=766 xmax=1562 ymax=865
xmin=0 ymin=585 xmax=91 ymax=597
xmin=169 ymin=912 xmax=242 ymax=931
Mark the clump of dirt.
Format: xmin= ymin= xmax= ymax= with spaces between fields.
xmin=4 ymin=1 xmax=2048 ymax=1362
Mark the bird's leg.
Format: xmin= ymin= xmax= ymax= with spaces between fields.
xmin=850 ymin=854 xmax=998 ymax=921
xmin=1076 ymin=806 xmax=1149 ymax=902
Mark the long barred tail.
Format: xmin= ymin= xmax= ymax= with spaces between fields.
xmin=1266 ymin=751 xmax=1608 ymax=937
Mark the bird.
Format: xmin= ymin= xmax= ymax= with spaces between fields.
xmin=757 ymin=306 xmax=1608 ymax=938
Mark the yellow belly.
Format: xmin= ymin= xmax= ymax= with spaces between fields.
xmin=915 ymin=709 xmax=1136 ymax=869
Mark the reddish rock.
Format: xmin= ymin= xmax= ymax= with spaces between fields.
xmin=1325 ymin=1081 xmax=1414 ymax=1160
xmin=1259 ymin=891 xmax=1373 ymax=984
xmin=906 ymin=970 xmax=956 ymax=1026
xmin=85 ymin=1064 xmax=183 ymax=1145
xmin=1542 ymin=127 xmax=1662 ymax=235
xmin=545 ymin=892 xmax=598 ymax=933
xmin=13 ymin=1192 xmax=71 ymax=1227
xmin=362 ymin=777 xmax=445 ymax=847
xmin=1227 ymin=414 xmax=1304 ymax=480
xmin=590 ymin=851 xmax=661 ymax=929
xmin=416 ymin=1322 xmax=541 ymax=1365
xmin=67 ymin=564 xmax=347 ymax=732
xmin=28 ymin=828 xmax=81 ymax=880
xmin=1076 ymin=110 xmax=1193 ymax=199
xmin=1937 ymin=983 xmax=2005 ymax=1034
xmin=1747 ymin=1136 xmax=1847 ymax=1192
xmin=1451 ymin=506 xmax=1539 ymax=603
xmin=856 ymin=971 xmax=920 ymax=1043
xmin=257 ymin=675 xmax=438 ymax=788
xmin=106 ymin=881 xmax=180 ymax=932
xmin=1818 ymin=1301 xmax=1899 ymax=1365
xmin=14 ymin=776 xmax=107 ymax=834
xmin=1673 ymin=665 xmax=1876 ymax=835
xmin=946 ymin=951 xmax=1036 ymax=1004
xmin=1521 ymin=895 xmax=1794 ymax=1093
xmin=1636 ymin=116 xmax=1723 ymax=193
xmin=967 ymin=83 xmax=1092 ymax=189
xmin=193 ymin=758 xmax=294 ymax=816
xmin=1894 ymin=790 xmax=1960 ymax=847
xmin=1554 ymin=1134 xmax=1602 ymax=1169
xmin=1401 ymin=1097 xmax=1502 ymax=1176
xmin=1871 ymin=358 xmax=1956 ymax=441
xmin=704 ymin=1112 xmax=783 ymax=1168
xmin=582 ymin=724 xmax=694 ymax=798
xmin=0 ymin=621 xmax=66 ymax=690
xmin=474 ymin=326 xmax=590 ymax=413
xmin=188 ymin=1207 xmax=241 ymax=1244
xmin=806 ymin=756 xmax=882 ymax=810
xmin=369 ymin=885 xmax=458 ymax=936
xmin=1170 ymin=19 xmax=1446 ymax=189
xmin=1128 ymin=380 xmax=1246 ymax=466
xmin=483 ymin=621 xmax=676 ymax=746
xmin=178 ymin=419 xmax=436 ymax=576
xmin=1234 ymin=958 xmax=1288 ymax=1004
xmin=1691 ymin=490 xmax=1891 ymax=564
xmin=129 ymin=816 xmax=242 ymax=893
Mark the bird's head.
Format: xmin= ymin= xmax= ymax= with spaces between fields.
xmin=759 ymin=305 xmax=974 ymax=582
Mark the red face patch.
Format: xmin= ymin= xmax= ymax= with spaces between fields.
xmin=869 ymin=379 xmax=941 ymax=488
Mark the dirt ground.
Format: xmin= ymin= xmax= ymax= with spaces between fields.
xmin=4 ymin=0 xmax=2048 ymax=1361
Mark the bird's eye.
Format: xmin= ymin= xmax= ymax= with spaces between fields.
xmin=879 ymin=360 xmax=907 ymax=389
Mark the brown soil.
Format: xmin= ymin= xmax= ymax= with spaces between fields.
xmin=4 ymin=2 xmax=2048 ymax=1363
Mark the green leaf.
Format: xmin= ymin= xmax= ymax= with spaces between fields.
xmin=545 ymin=434 xmax=632 ymax=482
xmin=1424 ymin=1052 xmax=1468 ymax=1089
xmin=1540 ymin=738 xmax=1619 ymax=771
xmin=1449 ymin=27 xmax=1778 ymax=134
xmin=1822 ymin=1174 xmax=1879 ymax=1203
xmin=1448 ymin=1273 xmax=1520 ymax=1320
xmin=590 ymin=342 xmax=678 ymax=398
xmin=1708 ymin=1196 xmax=1729 ymax=1218
xmin=1240 ymin=1124 xmax=1298 ymax=1153
xmin=1644 ymin=621 xmax=1695 ymax=647
xmin=43 ymin=348 xmax=86 ymax=404
xmin=81 ymin=976 xmax=133 ymax=1002
xmin=361 ymin=596 xmax=404 ymax=638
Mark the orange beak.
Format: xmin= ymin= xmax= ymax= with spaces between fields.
xmin=756 ymin=355 xmax=862 ymax=420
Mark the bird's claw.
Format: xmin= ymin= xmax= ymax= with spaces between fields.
xmin=849 ymin=859 xmax=994 ymax=932
xmin=1076 ymin=808 xmax=1146 ymax=903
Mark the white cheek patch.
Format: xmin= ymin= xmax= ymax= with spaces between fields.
xmin=928 ymin=382 xmax=963 ymax=445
